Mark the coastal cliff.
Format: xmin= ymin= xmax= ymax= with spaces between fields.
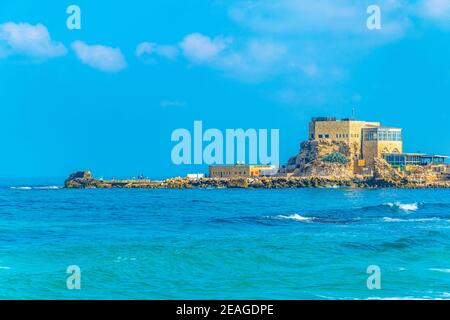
xmin=286 ymin=139 xmax=354 ymax=178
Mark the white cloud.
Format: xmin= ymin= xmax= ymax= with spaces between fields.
xmin=229 ymin=0 xmax=408 ymax=40
xmin=180 ymin=33 xmax=231 ymax=62
xmin=136 ymin=33 xmax=286 ymax=80
xmin=175 ymin=32 xmax=286 ymax=80
xmin=156 ymin=45 xmax=179 ymax=59
xmin=0 ymin=22 xmax=66 ymax=59
xmin=71 ymin=40 xmax=127 ymax=72
xmin=419 ymin=0 xmax=450 ymax=19
xmin=212 ymin=39 xmax=287 ymax=80
xmin=136 ymin=42 xmax=178 ymax=60
xmin=218 ymin=0 xmax=415 ymax=86
xmin=136 ymin=42 xmax=155 ymax=57
xmin=246 ymin=40 xmax=287 ymax=63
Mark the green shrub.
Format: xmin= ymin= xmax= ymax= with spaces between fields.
xmin=322 ymin=152 xmax=349 ymax=164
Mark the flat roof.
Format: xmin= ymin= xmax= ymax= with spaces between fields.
xmin=363 ymin=125 xmax=402 ymax=130
xmin=209 ymin=164 xmax=276 ymax=167
xmin=383 ymin=153 xmax=449 ymax=158
xmin=422 ymin=154 xmax=449 ymax=159
xmin=312 ymin=117 xmax=367 ymax=122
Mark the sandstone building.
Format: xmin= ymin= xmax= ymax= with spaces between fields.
xmin=209 ymin=165 xmax=277 ymax=178
xmin=308 ymin=117 xmax=446 ymax=174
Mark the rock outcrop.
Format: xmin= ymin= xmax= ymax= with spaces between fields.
xmin=373 ymin=158 xmax=404 ymax=181
xmin=287 ymin=139 xmax=353 ymax=178
xmin=405 ymin=164 xmax=440 ymax=182
xmin=64 ymin=171 xmax=96 ymax=188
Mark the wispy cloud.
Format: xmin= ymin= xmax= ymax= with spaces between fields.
xmin=178 ymin=33 xmax=287 ymax=80
xmin=0 ymin=22 xmax=66 ymax=59
xmin=180 ymin=33 xmax=231 ymax=62
xmin=229 ymin=0 xmax=408 ymax=41
xmin=71 ymin=41 xmax=127 ymax=72
xmin=213 ymin=0 xmax=413 ymax=99
xmin=417 ymin=0 xmax=450 ymax=21
xmin=136 ymin=42 xmax=179 ymax=60
xmin=160 ymin=100 xmax=186 ymax=108
xmin=133 ymin=1 xmax=450 ymax=88
xmin=212 ymin=39 xmax=287 ymax=80
xmin=301 ymin=64 xmax=320 ymax=77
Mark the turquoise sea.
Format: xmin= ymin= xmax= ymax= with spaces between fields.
xmin=0 ymin=182 xmax=449 ymax=299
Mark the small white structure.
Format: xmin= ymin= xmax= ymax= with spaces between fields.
xmin=186 ymin=173 xmax=205 ymax=180
xmin=259 ymin=165 xmax=279 ymax=177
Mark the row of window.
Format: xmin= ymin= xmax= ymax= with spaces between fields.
xmin=383 ymin=154 xmax=422 ymax=166
xmin=316 ymin=133 xmax=360 ymax=139
xmin=364 ymin=130 xmax=402 ymax=141
xmin=383 ymin=154 xmax=446 ymax=166
xmin=211 ymin=171 xmax=248 ymax=176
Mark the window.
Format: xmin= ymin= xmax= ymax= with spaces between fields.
xmin=325 ymin=134 xmax=330 ymax=138
xmin=318 ymin=134 xmax=323 ymax=138
xmin=364 ymin=128 xmax=402 ymax=141
xmin=363 ymin=129 xmax=378 ymax=141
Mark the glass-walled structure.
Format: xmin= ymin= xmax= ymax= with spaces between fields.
xmin=383 ymin=153 xmax=448 ymax=167
xmin=363 ymin=127 xmax=402 ymax=141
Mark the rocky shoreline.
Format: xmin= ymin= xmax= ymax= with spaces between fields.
xmin=64 ymin=138 xmax=450 ymax=190
xmin=64 ymin=171 xmax=450 ymax=189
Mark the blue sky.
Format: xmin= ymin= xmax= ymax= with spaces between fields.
xmin=0 ymin=0 xmax=449 ymax=179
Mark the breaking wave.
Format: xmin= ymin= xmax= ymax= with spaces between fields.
xmin=429 ymin=268 xmax=450 ymax=273
xmin=10 ymin=186 xmax=61 ymax=190
xmin=382 ymin=217 xmax=442 ymax=223
xmin=274 ymin=214 xmax=313 ymax=222
xmin=357 ymin=201 xmax=450 ymax=213
xmin=211 ymin=200 xmax=450 ymax=227
xmin=384 ymin=202 xmax=418 ymax=212
xmin=266 ymin=214 xmax=361 ymax=225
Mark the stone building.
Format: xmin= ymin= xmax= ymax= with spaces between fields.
xmin=361 ymin=126 xmax=403 ymax=169
xmin=309 ymin=117 xmax=403 ymax=173
xmin=308 ymin=117 xmax=447 ymax=174
xmin=209 ymin=165 xmax=277 ymax=178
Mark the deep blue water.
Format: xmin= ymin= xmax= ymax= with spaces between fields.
xmin=0 ymin=183 xmax=449 ymax=299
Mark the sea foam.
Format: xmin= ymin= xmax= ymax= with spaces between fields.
xmin=385 ymin=202 xmax=419 ymax=212
xmin=382 ymin=217 xmax=440 ymax=223
xmin=275 ymin=214 xmax=313 ymax=222
xmin=429 ymin=268 xmax=450 ymax=273
xmin=10 ymin=186 xmax=61 ymax=190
